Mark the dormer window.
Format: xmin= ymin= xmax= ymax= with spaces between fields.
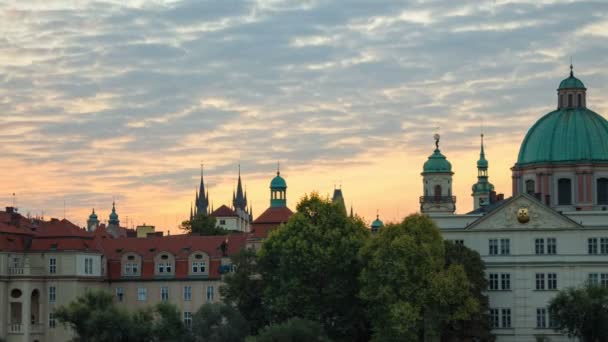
xmin=189 ymin=252 xmax=209 ymax=275
xmin=122 ymin=254 xmax=141 ymax=276
xmin=155 ymin=253 xmax=174 ymax=275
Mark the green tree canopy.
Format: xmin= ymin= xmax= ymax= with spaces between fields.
xmin=549 ymin=283 xmax=608 ymax=342
xmin=54 ymin=290 xmax=153 ymax=342
xmin=249 ymin=317 xmax=332 ymax=342
xmin=257 ymin=193 xmax=370 ymax=341
xmin=220 ymin=247 xmax=266 ymax=334
xmin=191 ymin=303 xmax=250 ymax=342
xmin=181 ymin=213 xmax=226 ymax=235
xmin=359 ymin=214 xmax=485 ymax=341
xmin=440 ymin=241 xmax=494 ymax=341
xmin=152 ymin=302 xmax=193 ymax=342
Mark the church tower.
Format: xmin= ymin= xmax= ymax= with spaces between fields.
xmin=86 ymin=208 xmax=99 ymax=232
xmin=420 ymin=134 xmax=456 ymax=214
xmin=472 ymin=134 xmax=495 ymax=210
xmin=195 ymin=165 xmax=209 ymax=217
xmin=108 ymin=201 xmax=120 ymax=227
xmin=270 ymin=164 xmax=287 ymax=208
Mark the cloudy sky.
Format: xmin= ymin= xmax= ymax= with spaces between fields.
xmin=1 ymin=0 xmax=608 ymax=230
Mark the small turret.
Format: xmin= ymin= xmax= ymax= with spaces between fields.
xmin=86 ymin=208 xmax=100 ymax=232
xmin=270 ymin=163 xmax=287 ymax=208
xmin=420 ymin=133 xmax=456 ymax=214
xmin=108 ymin=201 xmax=120 ymax=227
xmin=472 ymin=134 xmax=495 ymax=209
xmin=371 ymin=212 xmax=384 ymax=233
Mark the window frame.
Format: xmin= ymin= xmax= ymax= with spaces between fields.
xmin=49 ymin=257 xmax=57 ymax=274
xmin=137 ymin=287 xmax=147 ymax=301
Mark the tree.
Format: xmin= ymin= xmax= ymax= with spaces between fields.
xmin=440 ymin=241 xmax=494 ymax=341
xmin=548 ymin=283 xmax=608 ymax=342
xmin=54 ymin=289 xmax=152 ymax=342
xmin=220 ymin=248 xmax=266 ymax=334
xmin=249 ymin=317 xmax=332 ymax=342
xmin=359 ymin=214 xmax=484 ymax=341
xmin=257 ymin=193 xmax=370 ymax=341
xmin=181 ymin=213 xmax=226 ymax=235
xmin=153 ymin=302 xmax=193 ymax=342
xmin=191 ymin=303 xmax=250 ymax=342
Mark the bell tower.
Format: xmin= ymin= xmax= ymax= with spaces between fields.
xmin=420 ymin=134 xmax=456 ymax=214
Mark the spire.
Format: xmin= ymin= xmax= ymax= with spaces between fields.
xmin=234 ymin=164 xmax=246 ymax=211
xmin=350 ymin=205 xmax=354 ymax=218
xmin=570 ymin=62 xmax=574 ymax=77
xmin=277 ymin=161 xmax=280 ymax=176
xmin=472 ymin=133 xmax=494 ymax=209
xmin=190 ymin=203 xmax=193 ymax=221
xmin=196 ymin=164 xmax=209 ymax=215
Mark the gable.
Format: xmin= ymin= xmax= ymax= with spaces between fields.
xmin=466 ymin=194 xmax=582 ymax=230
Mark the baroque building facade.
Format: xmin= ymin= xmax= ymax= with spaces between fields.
xmin=423 ymin=67 xmax=608 ymax=342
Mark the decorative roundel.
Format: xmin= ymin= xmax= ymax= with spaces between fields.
xmin=517 ymin=207 xmax=530 ymax=223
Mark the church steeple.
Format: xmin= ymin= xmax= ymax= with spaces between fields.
xmin=421 ymin=133 xmax=456 ymax=214
xmin=472 ymin=134 xmax=495 ymax=209
xmin=270 ymin=163 xmax=287 ymax=208
xmin=108 ymin=201 xmax=120 ymax=227
xmin=196 ymin=164 xmax=209 ymax=215
xmin=233 ymin=164 xmax=247 ymax=211
xmin=87 ymin=208 xmax=100 ymax=232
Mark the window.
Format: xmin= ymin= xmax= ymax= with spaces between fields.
xmin=49 ymin=257 xmax=57 ymax=274
xmin=49 ymin=286 xmax=56 ymax=303
xmin=500 ymin=239 xmax=510 ymax=255
xmin=206 ymin=286 xmax=214 ymax=302
xmin=192 ymin=261 xmax=206 ymax=274
xmin=598 ymin=178 xmax=608 ymax=204
xmin=454 ymin=240 xmax=464 ymax=246
xmin=184 ymin=312 xmax=192 ymax=328
xmin=501 ymin=308 xmax=511 ymax=328
xmin=489 ymin=239 xmax=498 ymax=255
xmin=124 ymin=262 xmax=138 ymax=276
xmin=589 ymin=273 xmax=599 ymax=285
xmin=184 ymin=286 xmax=192 ymax=301
xmin=568 ymin=94 xmax=573 ymax=107
xmin=589 ymin=238 xmax=598 ymax=254
xmin=578 ymin=93 xmax=582 ymax=108
xmin=219 ymin=219 xmax=226 ymax=225
xmin=489 ymin=273 xmax=499 ymax=290
xmin=526 ymin=179 xmax=535 ymax=195
xmin=536 ymin=273 xmax=545 ymax=290
xmin=116 ymin=287 xmax=124 ymax=302
xmin=501 ymin=274 xmax=511 ymax=290
xmin=602 ymin=273 xmax=608 ymax=287
xmin=547 ymin=238 xmax=557 ymax=255
xmin=558 ymin=178 xmax=572 ymax=205
xmin=434 ymin=185 xmax=442 ymax=199
xmin=601 ymin=238 xmax=608 ymax=254
xmin=49 ymin=313 xmax=56 ymax=328
xmin=158 ymin=263 xmax=165 ymax=273
xmin=161 ymin=286 xmax=169 ymax=301
xmin=548 ymin=273 xmax=557 ymax=290
xmin=84 ymin=257 xmax=93 ymax=275
xmin=535 ymin=238 xmax=545 ymax=254
xmin=537 ymin=308 xmax=547 ymax=328
xmin=137 ymin=287 xmax=147 ymax=301
xmin=490 ymin=309 xmax=499 ymax=328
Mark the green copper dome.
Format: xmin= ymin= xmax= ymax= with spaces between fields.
xmin=270 ymin=173 xmax=287 ymax=189
xmin=423 ymin=149 xmax=452 ymax=173
xmin=89 ymin=209 xmax=98 ymax=220
xmin=558 ymin=75 xmax=586 ymax=90
xmin=517 ymin=108 xmax=608 ymax=166
xmin=371 ymin=218 xmax=383 ymax=229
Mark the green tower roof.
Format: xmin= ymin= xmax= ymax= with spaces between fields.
xmin=517 ymin=107 xmax=608 ymax=166
xmin=270 ymin=172 xmax=287 ymax=189
xmin=88 ymin=209 xmax=98 ymax=220
xmin=423 ymin=149 xmax=452 ymax=173
xmin=558 ymin=66 xmax=586 ymax=90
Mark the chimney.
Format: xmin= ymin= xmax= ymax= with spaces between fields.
xmin=5 ymin=207 xmax=14 ymax=213
xmin=490 ymin=191 xmax=497 ymax=204
xmin=545 ymin=195 xmax=551 ymax=206
xmin=497 ymin=193 xmax=504 ymax=201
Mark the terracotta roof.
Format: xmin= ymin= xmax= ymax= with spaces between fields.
xmin=34 ymin=218 xmax=92 ymax=238
xmin=100 ymin=233 xmax=248 ymax=260
xmin=249 ymin=223 xmax=280 ymax=239
xmin=0 ymin=222 xmax=34 ymax=236
xmin=211 ymin=205 xmax=238 ymax=217
xmin=29 ymin=237 xmax=101 ymax=252
xmin=253 ymin=206 xmax=293 ymax=224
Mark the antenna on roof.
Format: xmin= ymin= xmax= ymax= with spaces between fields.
xmin=63 ymin=199 xmax=66 ymax=219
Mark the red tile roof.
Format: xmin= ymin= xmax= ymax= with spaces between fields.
xmin=100 ymin=233 xmax=248 ymax=260
xmin=0 ymin=222 xmax=34 ymax=236
xmin=211 ymin=205 xmax=238 ymax=217
xmin=253 ymin=206 xmax=293 ymax=224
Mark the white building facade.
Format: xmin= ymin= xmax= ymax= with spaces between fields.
xmin=424 ymin=68 xmax=608 ymax=342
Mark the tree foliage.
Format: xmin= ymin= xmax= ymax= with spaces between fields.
xmin=191 ymin=303 xmax=250 ymax=342
xmin=220 ymin=248 xmax=266 ymax=334
xmin=440 ymin=241 xmax=494 ymax=341
xmin=181 ymin=213 xmax=226 ymax=235
xmin=359 ymin=214 xmax=487 ymax=341
xmin=249 ymin=317 xmax=332 ymax=342
xmin=257 ymin=193 xmax=370 ymax=341
xmin=549 ymin=283 xmax=608 ymax=342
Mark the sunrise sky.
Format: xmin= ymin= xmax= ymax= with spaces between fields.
xmin=1 ymin=0 xmax=608 ymax=232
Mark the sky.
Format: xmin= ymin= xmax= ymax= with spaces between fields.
xmin=1 ymin=0 xmax=608 ymax=232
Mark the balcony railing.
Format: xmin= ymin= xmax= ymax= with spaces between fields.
xmin=31 ymin=323 xmax=44 ymax=334
xmin=7 ymin=267 xmax=45 ymax=276
xmin=419 ymin=196 xmax=457 ymax=204
xmin=8 ymin=323 xmax=22 ymax=334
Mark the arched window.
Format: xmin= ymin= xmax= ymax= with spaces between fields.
xmin=525 ymin=180 xmax=535 ymax=195
xmin=568 ymin=94 xmax=573 ymax=107
xmin=560 ymin=95 xmax=564 ymax=107
xmin=434 ymin=185 xmax=442 ymax=200
xmin=578 ymin=93 xmax=582 ymax=108
xmin=597 ymin=178 xmax=608 ymax=205
xmin=558 ymin=178 xmax=572 ymax=205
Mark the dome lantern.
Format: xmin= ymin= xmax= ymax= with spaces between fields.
xmin=557 ymin=64 xmax=586 ymax=109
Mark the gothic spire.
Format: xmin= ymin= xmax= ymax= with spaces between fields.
xmin=196 ymin=164 xmax=209 ymax=215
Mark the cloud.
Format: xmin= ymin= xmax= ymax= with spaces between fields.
xmin=1 ymin=0 xmax=608 ymax=226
